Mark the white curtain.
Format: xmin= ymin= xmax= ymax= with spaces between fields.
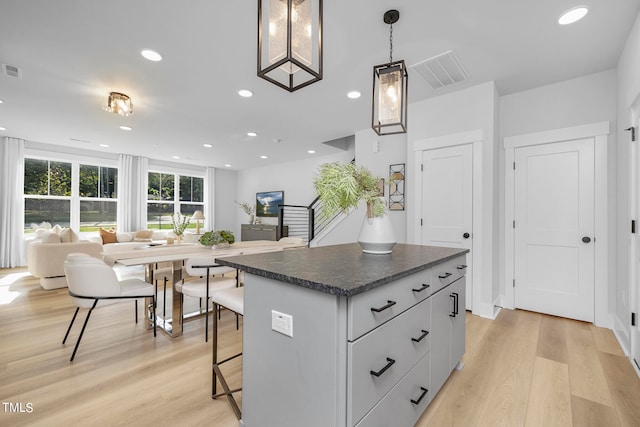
xmin=117 ymin=154 xmax=148 ymax=231
xmin=205 ymin=167 xmax=216 ymax=231
xmin=0 ymin=138 xmax=25 ymax=267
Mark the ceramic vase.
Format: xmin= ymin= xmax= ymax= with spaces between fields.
xmin=357 ymin=211 xmax=396 ymax=254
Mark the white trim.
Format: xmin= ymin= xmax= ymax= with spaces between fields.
xmin=503 ymin=122 xmax=610 ymax=326
xmin=504 ymin=121 xmax=610 ymax=148
xmin=412 ymin=129 xmax=488 ymax=317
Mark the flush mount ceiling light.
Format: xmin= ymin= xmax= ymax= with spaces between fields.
xmin=372 ymin=9 xmax=408 ymax=136
xmin=558 ymin=6 xmax=588 ymax=25
xmin=258 ymin=0 xmax=323 ymax=92
xmin=105 ymin=92 xmax=133 ymax=116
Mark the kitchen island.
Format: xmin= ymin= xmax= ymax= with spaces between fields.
xmin=215 ymin=243 xmax=469 ymax=427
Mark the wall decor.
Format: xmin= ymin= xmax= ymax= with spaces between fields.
xmin=389 ymin=163 xmax=405 ymax=210
xmin=256 ymin=190 xmax=284 ymax=217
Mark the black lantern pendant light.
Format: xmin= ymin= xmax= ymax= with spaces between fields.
xmin=258 ymin=0 xmax=323 ymax=92
xmin=372 ymin=9 xmax=408 ymax=135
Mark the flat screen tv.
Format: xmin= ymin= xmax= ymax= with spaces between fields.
xmin=256 ymin=191 xmax=284 ymax=217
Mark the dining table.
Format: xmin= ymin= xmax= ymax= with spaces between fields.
xmin=103 ymin=240 xmax=306 ymax=337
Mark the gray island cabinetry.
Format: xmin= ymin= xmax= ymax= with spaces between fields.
xmin=215 ymin=243 xmax=468 ymax=427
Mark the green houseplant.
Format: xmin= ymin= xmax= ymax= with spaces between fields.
xmin=313 ymin=162 xmax=395 ymax=254
xmin=199 ymin=230 xmax=235 ymax=247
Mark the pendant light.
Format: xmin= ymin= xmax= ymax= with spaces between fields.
xmin=258 ymin=0 xmax=323 ymax=92
xmin=372 ymin=9 xmax=408 ymax=135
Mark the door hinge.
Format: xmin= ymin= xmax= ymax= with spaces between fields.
xmin=513 ymin=161 xmax=516 ymax=170
xmin=513 ymin=220 xmax=516 ymax=228
xmin=420 ymin=218 xmax=423 ymax=226
xmin=421 ymin=163 xmax=424 ymax=172
xmin=633 ymin=312 xmax=637 ymax=327
xmin=513 ymin=279 xmax=515 ymax=288
xmin=633 ymin=220 xmax=636 ymax=234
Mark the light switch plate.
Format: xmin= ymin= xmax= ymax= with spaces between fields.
xmin=271 ymin=310 xmax=293 ymax=338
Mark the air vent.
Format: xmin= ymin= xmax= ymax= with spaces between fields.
xmin=70 ymin=138 xmax=92 ymax=144
xmin=409 ymin=50 xmax=468 ymax=90
xmin=2 ymin=63 xmax=23 ymax=79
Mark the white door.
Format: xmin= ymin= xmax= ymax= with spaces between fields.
xmin=630 ymin=104 xmax=640 ymax=371
xmin=514 ymin=138 xmax=595 ymax=322
xmin=421 ymin=144 xmax=473 ymax=309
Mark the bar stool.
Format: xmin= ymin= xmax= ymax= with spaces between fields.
xmin=211 ymin=286 xmax=244 ymax=419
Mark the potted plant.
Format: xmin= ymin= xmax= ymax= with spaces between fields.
xmin=314 ymin=162 xmax=395 ymax=254
xmin=199 ymin=230 xmax=236 ymax=248
xmin=235 ymin=201 xmax=256 ymax=224
xmin=172 ymin=213 xmax=190 ymax=244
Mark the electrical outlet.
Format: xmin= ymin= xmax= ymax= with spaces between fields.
xmin=271 ymin=310 xmax=293 ymax=338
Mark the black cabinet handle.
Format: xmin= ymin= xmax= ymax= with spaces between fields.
xmin=370 ymin=357 xmax=395 ymax=377
xmin=412 ymin=283 xmax=430 ymax=293
xmin=371 ymin=300 xmax=396 ymax=313
xmin=411 ymin=387 xmax=429 ymax=405
xmin=439 ymin=272 xmax=452 ymax=279
xmin=463 ymin=232 xmax=470 ymax=239
xmin=449 ymin=293 xmax=457 ymax=317
xmin=411 ymin=329 xmax=429 ymax=343
xmin=457 ymin=265 xmax=467 ymax=270
xmin=453 ymin=292 xmax=459 ymax=315
xmin=582 ymin=236 xmax=591 ymax=243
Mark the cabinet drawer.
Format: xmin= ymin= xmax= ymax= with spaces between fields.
xmin=348 ymin=299 xmax=431 ymax=425
xmin=348 ymin=268 xmax=431 ymax=341
xmin=431 ymin=255 xmax=467 ymax=293
xmin=355 ymin=353 xmax=431 ymax=427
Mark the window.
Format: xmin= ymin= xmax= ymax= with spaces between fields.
xmin=24 ymin=159 xmax=72 ymax=229
xmin=147 ymin=172 xmax=204 ymax=229
xmin=79 ymin=164 xmax=118 ymax=231
xmin=24 ymin=157 xmax=118 ymax=232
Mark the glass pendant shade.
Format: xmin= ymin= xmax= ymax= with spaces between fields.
xmin=258 ymin=0 xmax=323 ymax=92
xmin=372 ymin=60 xmax=408 ymax=135
xmin=104 ymin=92 xmax=133 ymax=116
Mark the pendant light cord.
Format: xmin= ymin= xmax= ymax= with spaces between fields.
xmin=389 ymin=24 xmax=394 ymax=63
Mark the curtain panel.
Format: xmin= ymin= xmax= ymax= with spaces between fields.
xmin=117 ymin=154 xmax=148 ymax=232
xmin=0 ymin=137 xmax=25 ymax=267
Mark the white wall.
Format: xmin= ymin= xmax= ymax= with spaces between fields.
xmin=406 ymin=81 xmax=499 ymax=318
xmin=235 ymin=148 xmax=354 ymax=239
xmin=615 ymin=11 xmax=640 ymax=351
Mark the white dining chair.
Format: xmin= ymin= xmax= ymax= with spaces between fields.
xmin=63 ymin=253 xmax=156 ymax=362
xmin=177 ymin=255 xmax=237 ymax=341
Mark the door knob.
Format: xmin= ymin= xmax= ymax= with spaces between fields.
xmin=582 ymin=236 xmax=591 ymax=243
xmin=463 ymin=232 xmax=470 ymax=239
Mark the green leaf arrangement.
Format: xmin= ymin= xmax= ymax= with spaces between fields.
xmin=199 ymin=230 xmax=236 ymax=246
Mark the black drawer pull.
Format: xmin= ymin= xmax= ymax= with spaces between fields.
xmin=411 ymin=387 xmax=429 ymax=405
xmin=371 ymin=300 xmax=396 ymax=313
xmin=411 ymin=329 xmax=429 ymax=343
xmin=370 ymin=357 xmax=395 ymax=377
xmin=412 ymin=283 xmax=430 ymax=293
xmin=457 ymin=265 xmax=467 ymax=270
xmin=438 ymin=272 xmax=452 ymax=279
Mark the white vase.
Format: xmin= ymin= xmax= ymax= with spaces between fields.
xmin=357 ymin=211 xmax=396 ymax=254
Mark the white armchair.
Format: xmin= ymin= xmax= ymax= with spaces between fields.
xmin=62 ymin=253 xmax=156 ymax=361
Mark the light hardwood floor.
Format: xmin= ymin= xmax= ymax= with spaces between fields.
xmin=1 ymin=267 xmax=639 ymax=426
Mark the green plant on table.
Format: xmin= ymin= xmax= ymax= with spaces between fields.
xmin=199 ymin=230 xmax=236 ymax=246
xmin=313 ymin=162 xmax=386 ymax=220
xmin=172 ymin=213 xmax=190 ymax=236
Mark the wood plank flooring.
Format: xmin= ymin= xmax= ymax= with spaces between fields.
xmin=1 ymin=267 xmax=639 ymax=426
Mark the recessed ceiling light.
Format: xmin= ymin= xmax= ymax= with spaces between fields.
xmin=225 ymin=164 xmax=232 ymax=168
xmin=203 ymin=143 xmax=213 ymax=148
xmin=0 ymin=126 xmax=6 ymax=131
xmin=347 ymin=91 xmax=361 ymax=99
xmin=119 ymin=125 xmax=132 ymax=131
xmin=260 ymin=155 xmax=268 ymax=159
xmin=558 ymin=6 xmax=588 ymax=25
xmin=141 ymin=49 xmax=162 ymax=61
xmin=172 ymin=155 xmax=180 ymax=159
xmin=247 ymin=132 xmax=257 ymax=137
xmin=99 ymin=144 xmax=109 ymax=148
xmin=238 ymin=89 xmax=253 ymax=98
xmin=308 ymin=150 xmax=316 ymax=154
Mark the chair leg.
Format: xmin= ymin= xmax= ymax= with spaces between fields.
xmin=163 ymin=277 xmax=168 ymax=318
xmin=63 ymin=307 xmax=80 ymax=344
xmin=212 ymin=302 xmax=218 ymax=396
xmin=70 ymin=299 xmax=98 ymax=362
xmin=135 ymin=300 xmax=138 ymax=323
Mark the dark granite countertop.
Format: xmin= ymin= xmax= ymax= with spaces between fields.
xmin=215 ymin=243 xmax=468 ymax=297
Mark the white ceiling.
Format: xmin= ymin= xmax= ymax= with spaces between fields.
xmin=1 ymin=0 xmax=639 ymax=170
